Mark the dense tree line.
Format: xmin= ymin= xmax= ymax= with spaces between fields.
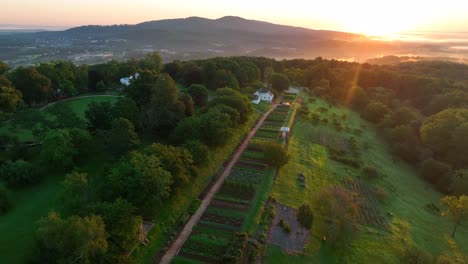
xmin=2 ymin=54 xmax=468 ymax=262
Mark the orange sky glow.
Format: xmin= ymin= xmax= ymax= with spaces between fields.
xmin=2 ymin=0 xmax=468 ymax=36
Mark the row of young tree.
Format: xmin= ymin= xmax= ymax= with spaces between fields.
xmin=0 ymin=53 xmax=259 ymax=263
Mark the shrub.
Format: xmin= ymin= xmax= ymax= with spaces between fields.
xmin=399 ymin=246 xmax=433 ymax=264
xmin=374 ymin=186 xmax=388 ymax=202
xmin=0 ymin=184 xmax=12 ymax=215
xmin=0 ymin=160 xmax=40 ymax=188
xmin=363 ymin=166 xmax=379 ymax=180
xmin=279 ymin=219 xmax=291 ymax=233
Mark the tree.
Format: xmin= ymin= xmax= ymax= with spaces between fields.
xmin=363 ymin=101 xmax=390 ymax=123
xmin=96 ymin=81 xmax=107 ymax=92
xmin=182 ymin=140 xmax=209 ymax=165
xmin=314 ymin=185 xmax=360 ymax=247
xmin=420 ymin=159 xmax=453 ymax=192
xmin=85 ymin=101 xmax=114 ymax=130
xmin=179 ymin=92 xmax=194 ymax=116
xmin=440 ymin=195 xmax=468 ymax=238
xmin=40 ymin=129 xmax=75 ymax=170
xmin=104 ymin=152 xmax=172 ymax=217
xmin=188 ymin=84 xmax=209 ymax=107
xmin=199 ymin=108 xmax=234 ymax=146
xmin=139 ymin=52 xmax=163 ymax=73
xmin=112 ymin=97 xmax=139 ymax=127
xmin=0 ymin=184 xmax=12 ymax=215
xmin=59 ymin=172 xmax=89 ymax=216
xmin=34 ymin=212 xmax=108 ymax=263
xmin=213 ymin=70 xmax=240 ymax=90
xmin=420 ymin=108 xmax=468 ymax=165
xmin=144 ymin=143 xmax=194 ymax=189
xmin=180 ymin=62 xmax=203 ymax=87
xmin=105 ymin=118 xmax=139 ymax=157
xmin=9 ymin=67 xmax=52 ymax=105
xmin=0 ymin=160 xmax=40 ymax=188
xmin=297 ymin=203 xmax=314 ymax=230
xmin=90 ymin=199 xmax=142 ymax=261
xmin=208 ymin=104 xmax=240 ymax=127
xmin=0 ymin=85 xmax=23 ymax=112
xmin=0 ymin=61 xmax=9 ymax=75
xmin=261 ymin=142 xmax=289 ymax=167
xmin=270 ymin=73 xmax=290 ymax=92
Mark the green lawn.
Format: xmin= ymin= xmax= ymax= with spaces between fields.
xmin=47 ymin=96 xmax=120 ymax=118
xmin=267 ymin=95 xmax=468 ymax=263
xmin=0 ymin=173 xmax=62 ymax=263
xmin=0 ymin=96 xmax=119 ymax=264
xmin=253 ymin=102 xmax=272 ymax=113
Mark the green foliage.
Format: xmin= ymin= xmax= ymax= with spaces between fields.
xmin=222 ymin=232 xmax=249 ymax=264
xmin=315 ymin=185 xmax=360 ymax=247
xmin=8 ymin=67 xmax=52 ymax=105
xmin=0 ymin=84 xmax=23 ymax=112
xmin=279 ymin=219 xmax=291 ymax=233
xmin=139 ymin=52 xmax=163 ymax=73
xmin=270 ymin=73 xmax=290 ymax=92
xmin=90 ymin=199 xmax=142 ymax=260
xmin=40 ymin=129 xmax=75 ymax=170
xmin=0 ymin=160 xmax=40 ymax=188
xmin=363 ymin=165 xmax=379 ymax=180
xmin=58 ymin=171 xmax=89 ymax=216
xmin=103 ymin=152 xmax=173 ymax=217
xmin=112 ymin=97 xmax=139 ymax=126
xmin=420 ymin=159 xmax=453 ymax=192
xmin=182 ymin=140 xmax=209 ymax=165
xmin=297 ymin=203 xmax=314 ymax=230
xmin=104 ymin=118 xmax=139 ymax=157
xmin=85 ymin=101 xmax=114 ymax=130
xmin=363 ymin=101 xmax=390 ymax=123
xmin=440 ymin=195 xmax=468 ymax=238
xmin=188 ymin=84 xmax=209 ymax=107
xmin=261 ymin=142 xmax=289 ymax=167
xmin=0 ymin=184 xmax=12 ymax=215
xmin=144 ymin=143 xmax=194 ymax=189
xmin=33 ymin=212 xmax=108 ymax=264
xmin=399 ymin=246 xmax=433 ymax=264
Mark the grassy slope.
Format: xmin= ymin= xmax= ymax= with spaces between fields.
xmin=267 ymin=96 xmax=468 ymax=263
xmin=131 ymin=113 xmax=261 ymax=263
xmin=0 ymin=96 xmax=118 ymax=264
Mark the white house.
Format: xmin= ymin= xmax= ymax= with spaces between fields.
xmin=252 ymin=89 xmax=274 ymax=104
xmin=120 ymin=73 xmax=140 ymax=86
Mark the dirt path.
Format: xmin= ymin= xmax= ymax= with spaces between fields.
xmin=39 ymin=94 xmax=123 ymax=111
xmin=159 ymin=104 xmax=278 ymax=264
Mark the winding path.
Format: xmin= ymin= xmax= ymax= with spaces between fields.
xmin=39 ymin=94 xmax=123 ymax=111
xmin=159 ymin=103 xmax=278 ymax=264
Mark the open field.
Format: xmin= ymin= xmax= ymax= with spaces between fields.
xmin=267 ymin=95 xmax=468 ymax=263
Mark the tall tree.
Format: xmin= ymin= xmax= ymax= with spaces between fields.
xmin=440 ymin=195 xmax=468 ymax=238
xmin=270 ymin=73 xmax=290 ymax=92
xmin=34 ymin=212 xmax=108 ymax=263
xmin=40 ymin=129 xmax=75 ymax=170
xmin=0 ymin=84 xmax=23 ymax=112
xmin=105 ymin=118 xmax=139 ymax=157
xmin=188 ymin=84 xmax=209 ymax=107
xmin=59 ymin=172 xmax=89 ymax=216
xmin=9 ymin=67 xmax=52 ymax=105
xmin=85 ymin=102 xmax=114 ymax=130
xmin=104 ymin=152 xmax=172 ymax=217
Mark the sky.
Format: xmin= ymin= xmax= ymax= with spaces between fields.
xmin=2 ymin=0 xmax=468 ymax=35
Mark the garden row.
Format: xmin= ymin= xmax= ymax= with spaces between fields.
xmin=174 ymin=130 xmax=273 ymax=263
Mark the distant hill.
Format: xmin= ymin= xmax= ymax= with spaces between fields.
xmin=1 ymin=16 xmax=467 ymax=67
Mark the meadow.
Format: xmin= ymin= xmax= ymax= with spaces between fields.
xmin=267 ymin=95 xmax=468 ymax=263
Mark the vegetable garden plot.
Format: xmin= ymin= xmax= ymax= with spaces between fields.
xmin=235 ymin=160 xmax=267 ymax=171
xmin=307 ymin=128 xmax=351 ymax=152
xmin=254 ymin=130 xmax=279 ymax=139
xmin=201 ymin=213 xmax=244 ymax=228
xmin=228 ymin=167 xmax=263 ymax=184
xmin=218 ymin=182 xmax=256 ymax=201
xmin=210 ymin=199 xmax=250 ymax=211
xmin=340 ymin=177 xmax=389 ymax=229
xmin=180 ymin=233 xmax=229 ymax=261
